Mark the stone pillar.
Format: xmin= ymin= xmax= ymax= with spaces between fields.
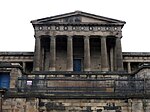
xmin=41 ymin=45 xmax=44 ymax=71
xmin=128 ymin=62 xmax=131 ymax=73
xmin=101 ymin=37 xmax=109 ymax=71
xmin=132 ymin=99 xmax=144 ymax=112
xmin=84 ymin=36 xmax=91 ymax=71
xmin=44 ymin=50 xmax=50 ymax=71
xmin=49 ymin=36 xmax=56 ymax=71
xmin=22 ymin=62 xmax=26 ymax=72
xmin=67 ymin=36 xmax=73 ymax=71
xmin=115 ymin=37 xmax=123 ymax=71
xmin=33 ymin=36 xmax=41 ymax=71
xmin=110 ymin=47 xmax=114 ymax=71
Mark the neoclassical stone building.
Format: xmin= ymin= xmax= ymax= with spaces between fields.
xmin=32 ymin=11 xmax=124 ymax=72
xmin=1 ymin=11 xmax=150 ymax=112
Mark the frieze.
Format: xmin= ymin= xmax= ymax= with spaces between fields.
xmin=35 ymin=25 xmax=121 ymax=32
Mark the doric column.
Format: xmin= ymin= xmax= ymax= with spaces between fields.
xmin=44 ymin=49 xmax=50 ymax=71
xmin=84 ymin=36 xmax=91 ymax=71
xmin=49 ymin=36 xmax=56 ymax=71
xmin=127 ymin=62 xmax=131 ymax=73
xmin=22 ymin=62 xmax=26 ymax=72
xmin=33 ymin=36 xmax=41 ymax=71
xmin=101 ymin=37 xmax=109 ymax=71
xmin=115 ymin=37 xmax=123 ymax=71
xmin=41 ymin=45 xmax=44 ymax=71
xmin=110 ymin=47 xmax=114 ymax=71
xmin=67 ymin=36 xmax=73 ymax=71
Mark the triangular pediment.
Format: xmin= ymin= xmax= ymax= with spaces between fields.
xmin=31 ymin=11 xmax=126 ymax=25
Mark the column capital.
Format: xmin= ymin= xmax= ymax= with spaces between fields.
xmin=50 ymin=35 xmax=56 ymax=38
xmin=115 ymin=31 xmax=122 ymax=38
xmin=67 ymin=35 xmax=73 ymax=39
xmin=84 ymin=35 xmax=90 ymax=38
xmin=84 ymin=35 xmax=90 ymax=40
xmin=116 ymin=37 xmax=122 ymax=39
xmin=34 ymin=34 xmax=41 ymax=38
xmin=100 ymin=36 xmax=107 ymax=38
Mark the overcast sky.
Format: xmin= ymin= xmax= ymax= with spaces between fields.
xmin=0 ymin=0 xmax=149 ymax=52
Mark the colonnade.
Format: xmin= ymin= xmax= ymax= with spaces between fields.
xmin=33 ymin=35 xmax=123 ymax=72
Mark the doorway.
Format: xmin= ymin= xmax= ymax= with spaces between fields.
xmin=73 ymin=59 xmax=82 ymax=71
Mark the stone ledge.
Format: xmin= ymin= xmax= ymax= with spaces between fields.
xmin=4 ymin=92 xmax=150 ymax=99
xmin=0 ymin=52 xmax=33 ymax=56
xmin=123 ymin=52 xmax=150 ymax=56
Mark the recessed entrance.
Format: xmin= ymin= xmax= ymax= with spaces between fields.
xmin=73 ymin=59 xmax=82 ymax=71
xmin=0 ymin=72 xmax=10 ymax=90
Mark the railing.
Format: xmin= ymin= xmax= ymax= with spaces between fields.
xmin=15 ymin=74 xmax=150 ymax=98
xmin=1 ymin=64 xmax=150 ymax=98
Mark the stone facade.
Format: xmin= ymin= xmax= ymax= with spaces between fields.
xmin=2 ymin=98 xmax=150 ymax=112
xmin=1 ymin=52 xmax=150 ymax=73
xmin=1 ymin=11 xmax=150 ymax=112
xmin=0 ymin=66 xmax=150 ymax=112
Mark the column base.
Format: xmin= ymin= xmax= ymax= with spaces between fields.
xmin=49 ymin=67 xmax=55 ymax=71
xmin=117 ymin=68 xmax=124 ymax=72
xmin=101 ymin=68 xmax=109 ymax=71
xmin=84 ymin=68 xmax=91 ymax=71
xmin=34 ymin=67 xmax=40 ymax=71
xmin=67 ymin=68 xmax=73 ymax=71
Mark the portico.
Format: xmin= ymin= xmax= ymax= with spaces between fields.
xmin=32 ymin=11 xmax=125 ymax=72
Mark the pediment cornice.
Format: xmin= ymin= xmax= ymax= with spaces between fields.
xmin=31 ymin=11 xmax=126 ymax=26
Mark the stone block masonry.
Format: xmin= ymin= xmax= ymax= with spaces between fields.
xmin=2 ymin=98 xmax=150 ymax=112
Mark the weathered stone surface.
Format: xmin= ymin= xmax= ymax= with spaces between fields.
xmin=2 ymin=11 xmax=150 ymax=112
xmin=3 ymin=98 xmax=38 ymax=112
xmin=2 ymin=98 xmax=150 ymax=112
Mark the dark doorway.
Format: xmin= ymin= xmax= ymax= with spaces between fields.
xmin=73 ymin=59 xmax=82 ymax=71
xmin=0 ymin=72 xmax=10 ymax=90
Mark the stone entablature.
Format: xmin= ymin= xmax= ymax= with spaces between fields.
xmin=123 ymin=52 xmax=150 ymax=56
xmin=0 ymin=52 xmax=33 ymax=62
xmin=34 ymin=25 xmax=121 ymax=33
xmin=123 ymin=52 xmax=150 ymax=62
xmin=34 ymin=28 xmax=122 ymax=38
xmin=123 ymin=56 xmax=150 ymax=62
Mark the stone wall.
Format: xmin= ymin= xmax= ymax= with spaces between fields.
xmin=3 ymin=98 xmax=38 ymax=112
xmin=10 ymin=68 xmax=22 ymax=89
xmin=2 ymin=98 xmax=150 ymax=112
xmin=2 ymin=63 xmax=150 ymax=112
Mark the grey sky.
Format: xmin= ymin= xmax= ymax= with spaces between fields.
xmin=0 ymin=0 xmax=149 ymax=52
